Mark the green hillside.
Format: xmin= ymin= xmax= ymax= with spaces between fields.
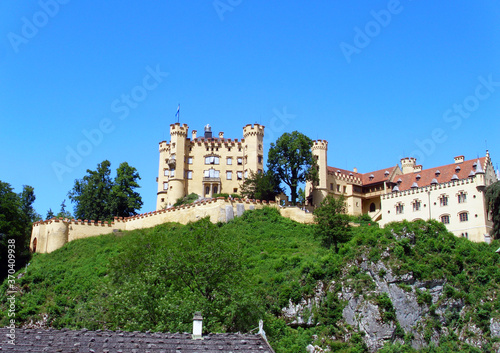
xmin=2 ymin=207 xmax=500 ymax=352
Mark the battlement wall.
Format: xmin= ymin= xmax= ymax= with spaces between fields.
xmin=31 ymin=198 xmax=313 ymax=254
xmin=170 ymin=123 xmax=189 ymax=136
xmin=243 ymin=124 xmax=265 ymax=137
xmin=312 ymin=140 xmax=328 ymax=150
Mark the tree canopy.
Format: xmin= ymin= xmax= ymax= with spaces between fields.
xmin=314 ymin=194 xmax=351 ymax=251
xmin=486 ymin=181 xmax=500 ymax=239
xmin=0 ymin=182 xmax=37 ymax=280
xmin=68 ymin=160 xmax=142 ymax=221
xmin=267 ymin=131 xmax=318 ymax=205
xmin=240 ymin=170 xmax=282 ymax=201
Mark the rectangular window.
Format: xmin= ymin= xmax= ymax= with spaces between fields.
xmin=330 ymin=183 xmax=333 ymax=190
xmin=186 ymin=171 xmax=193 ymax=179
xmin=187 ymin=157 xmax=193 ymax=164
xmin=164 ymin=169 xmax=168 ymax=176
xmin=440 ymin=195 xmax=448 ymax=206
xmin=343 ymin=186 xmax=347 ymax=194
xmin=163 ymin=182 xmax=168 ymax=190
xmin=227 ymin=157 xmax=232 ymax=165
xmin=170 ymin=169 xmax=175 ymax=177
xmin=237 ymin=171 xmax=243 ymax=180
xmin=458 ymin=192 xmax=467 ymax=204
xmin=237 ymin=157 xmax=243 ymax=165
xmin=459 ymin=212 xmax=468 ymax=222
xmin=258 ymin=156 xmax=263 ymax=164
xmin=337 ymin=185 xmax=340 ymax=192
xmin=205 ymin=156 xmax=219 ymax=165
xmin=396 ymin=203 xmax=404 ymax=215
xmin=413 ymin=200 xmax=421 ymax=212
xmin=226 ymin=171 xmax=232 ymax=180
xmin=204 ymin=169 xmax=220 ymax=178
xmin=244 ymin=170 xmax=248 ymax=178
xmin=441 ymin=215 xmax=450 ymax=224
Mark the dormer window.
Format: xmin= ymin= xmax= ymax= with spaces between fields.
xmin=397 ymin=178 xmax=402 ymax=184
xmin=369 ymin=174 xmax=374 ymax=181
xmin=451 ymin=174 xmax=459 ymax=181
xmin=384 ymin=171 xmax=389 ymax=176
xmin=455 ymin=166 xmax=461 ymax=172
xmin=411 ymin=182 xmax=418 ymax=188
xmin=431 ymin=178 xmax=438 ymax=185
xmin=416 ymin=174 xmax=421 ymax=180
xmin=435 ymin=170 xmax=441 ymax=176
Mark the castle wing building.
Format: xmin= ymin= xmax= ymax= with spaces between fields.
xmin=380 ymin=152 xmax=497 ymax=242
xmin=307 ymin=139 xmax=497 ymax=242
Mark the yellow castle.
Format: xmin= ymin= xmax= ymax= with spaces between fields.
xmin=156 ymin=123 xmax=265 ymax=209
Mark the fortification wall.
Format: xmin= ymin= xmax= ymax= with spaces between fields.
xmin=31 ymin=198 xmax=311 ymax=254
xmin=280 ymin=207 xmax=314 ymax=224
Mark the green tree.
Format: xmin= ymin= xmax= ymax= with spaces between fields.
xmin=19 ymin=185 xmax=41 ymax=223
xmin=0 ymin=182 xmax=33 ymax=280
xmin=56 ymin=199 xmax=73 ymax=219
xmin=106 ymin=218 xmax=261 ymax=332
xmin=46 ymin=208 xmax=55 ymax=219
xmin=240 ymin=170 xmax=282 ymax=201
xmin=314 ymin=194 xmax=351 ymax=251
xmin=486 ymin=181 xmax=500 ymax=239
xmin=267 ymin=131 xmax=318 ymax=205
xmin=68 ymin=160 xmax=113 ymax=221
xmin=68 ymin=160 xmax=142 ymax=221
xmin=110 ymin=162 xmax=143 ymax=217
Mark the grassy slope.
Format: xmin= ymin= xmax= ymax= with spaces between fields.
xmin=2 ymin=208 xmax=500 ymax=352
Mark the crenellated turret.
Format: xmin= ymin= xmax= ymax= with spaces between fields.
xmin=308 ymin=140 xmax=328 ymax=206
xmin=242 ymin=124 xmax=265 ymax=174
xmin=401 ymin=157 xmax=417 ymax=174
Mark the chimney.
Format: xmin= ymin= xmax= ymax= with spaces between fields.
xmin=454 ymin=155 xmax=464 ymax=164
xmin=204 ymin=124 xmax=212 ymax=139
xmin=219 ymin=131 xmax=224 ymax=139
xmin=353 ymin=167 xmax=358 ymax=173
xmin=192 ymin=130 xmax=197 ymax=140
xmin=192 ymin=312 xmax=203 ymax=339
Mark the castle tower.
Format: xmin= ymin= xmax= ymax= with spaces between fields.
xmin=156 ymin=123 xmax=188 ymax=209
xmin=309 ymin=140 xmax=328 ymax=206
xmin=243 ymin=124 xmax=265 ymax=176
xmin=401 ymin=157 xmax=417 ymax=174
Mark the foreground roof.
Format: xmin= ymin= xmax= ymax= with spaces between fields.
xmin=0 ymin=328 xmax=274 ymax=353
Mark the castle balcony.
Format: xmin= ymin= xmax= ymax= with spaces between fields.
xmin=203 ymin=177 xmax=221 ymax=183
xmin=167 ymin=158 xmax=176 ymax=167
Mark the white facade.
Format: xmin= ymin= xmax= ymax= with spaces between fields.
xmin=379 ymin=153 xmax=496 ymax=242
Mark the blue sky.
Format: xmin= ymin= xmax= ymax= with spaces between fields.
xmin=1 ymin=1 xmax=499 ymax=218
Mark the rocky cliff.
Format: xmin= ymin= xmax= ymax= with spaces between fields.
xmin=282 ymin=223 xmax=500 ymax=352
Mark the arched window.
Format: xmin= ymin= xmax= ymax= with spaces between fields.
xmin=32 ymin=238 xmax=37 ymax=253
xmin=369 ymin=202 xmax=376 ymax=212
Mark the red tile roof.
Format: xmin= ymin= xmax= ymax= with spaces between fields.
xmin=327 ymin=166 xmax=399 ymax=186
xmin=394 ymin=157 xmax=485 ymax=191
